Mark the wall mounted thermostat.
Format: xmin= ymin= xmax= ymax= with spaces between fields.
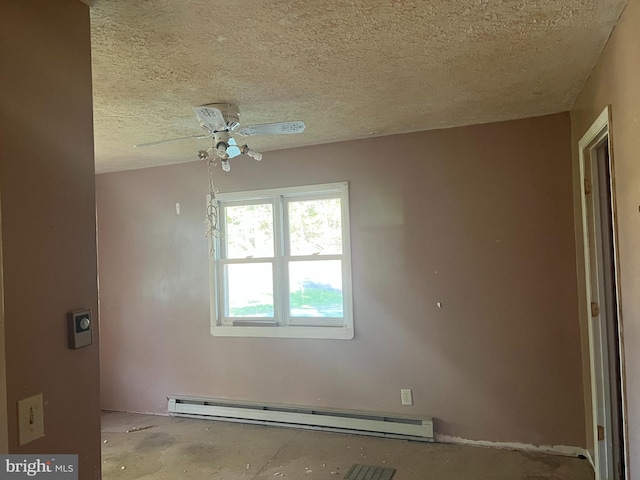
xmin=68 ymin=310 xmax=92 ymax=349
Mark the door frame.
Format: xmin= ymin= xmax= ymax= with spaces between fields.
xmin=0 ymin=193 xmax=7 ymax=453
xmin=577 ymin=105 xmax=628 ymax=480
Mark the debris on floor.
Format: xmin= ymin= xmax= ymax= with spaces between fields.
xmin=126 ymin=425 xmax=156 ymax=433
xmin=100 ymin=412 xmax=596 ymax=480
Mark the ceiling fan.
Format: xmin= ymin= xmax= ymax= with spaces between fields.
xmin=134 ymin=103 xmax=306 ymax=171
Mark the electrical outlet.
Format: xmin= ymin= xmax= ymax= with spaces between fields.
xmin=401 ymin=388 xmax=413 ymax=406
xmin=18 ymin=393 xmax=45 ymax=445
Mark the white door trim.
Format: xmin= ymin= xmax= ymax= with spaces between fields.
xmin=577 ymin=105 xmax=628 ymax=480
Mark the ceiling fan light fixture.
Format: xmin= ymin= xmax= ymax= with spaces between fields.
xmin=240 ymin=145 xmax=262 ymax=161
xmin=215 ymin=142 xmax=228 ymax=158
xmin=248 ymin=150 xmax=262 ymax=161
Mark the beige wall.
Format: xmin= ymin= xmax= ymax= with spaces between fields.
xmin=97 ymin=112 xmax=586 ymax=447
xmin=0 ymin=0 xmax=101 ymax=477
xmin=571 ymin=0 xmax=640 ymax=474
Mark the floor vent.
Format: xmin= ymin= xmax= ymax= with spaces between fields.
xmin=345 ymin=464 xmax=396 ymax=480
xmin=167 ymin=396 xmax=434 ymax=442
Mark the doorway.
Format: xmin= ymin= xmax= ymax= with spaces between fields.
xmin=578 ymin=106 xmax=627 ymax=480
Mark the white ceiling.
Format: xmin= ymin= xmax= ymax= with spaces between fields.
xmin=90 ymin=0 xmax=627 ymax=173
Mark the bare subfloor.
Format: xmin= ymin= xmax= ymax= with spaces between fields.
xmin=102 ymin=412 xmax=594 ymax=480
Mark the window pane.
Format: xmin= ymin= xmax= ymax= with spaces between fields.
xmin=226 ymin=263 xmax=274 ymax=317
xmin=289 ymin=260 xmax=343 ymax=317
xmin=288 ymin=198 xmax=342 ymax=256
xmin=225 ymin=204 xmax=274 ymax=259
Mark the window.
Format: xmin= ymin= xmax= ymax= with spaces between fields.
xmin=209 ymin=182 xmax=354 ymax=339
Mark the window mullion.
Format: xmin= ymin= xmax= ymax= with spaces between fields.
xmin=285 ymin=254 xmax=343 ymax=262
xmin=273 ymin=195 xmax=286 ymax=326
xmin=281 ymin=196 xmax=291 ymax=325
xmin=222 ymin=257 xmax=277 ymax=264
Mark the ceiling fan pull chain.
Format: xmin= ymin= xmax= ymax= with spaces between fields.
xmin=204 ymin=158 xmax=222 ymax=257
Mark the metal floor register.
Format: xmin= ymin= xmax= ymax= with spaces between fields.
xmin=345 ymin=464 xmax=396 ymax=480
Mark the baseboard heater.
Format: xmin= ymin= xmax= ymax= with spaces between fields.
xmin=167 ymin=396 xmax=434 ymax=442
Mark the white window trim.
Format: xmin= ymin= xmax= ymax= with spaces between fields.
xmin=208 ymin=182 xmax=354 ymax=340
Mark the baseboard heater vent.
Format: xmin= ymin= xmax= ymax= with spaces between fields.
xmin=167 ymin=396 xmax=434 ymax=442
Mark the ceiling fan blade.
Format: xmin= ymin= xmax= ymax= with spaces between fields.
xmin=133 ymin=134 xmax=210 ymax=148
xmin=193 ymin=105 xmax=227 ymax=130
xmin=236 ymin=121 xmax=306 ymax=137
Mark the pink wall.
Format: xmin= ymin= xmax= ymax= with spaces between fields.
xmin=0 ymin=1 xmax=101 ymax=477
xmin=97 ymin=113 xmax=585 ymax=447
xmin=571 ymin=0 xmax=640 ymax=473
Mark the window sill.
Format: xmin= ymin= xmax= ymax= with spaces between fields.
xmin=210 ymin=325 xmax=354 ymax=340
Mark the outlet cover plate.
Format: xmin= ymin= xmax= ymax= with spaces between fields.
xmin=18 ymin=393 xmax=44 ymax=445
xmin=401 ymin=388 xmax=413 ymax=406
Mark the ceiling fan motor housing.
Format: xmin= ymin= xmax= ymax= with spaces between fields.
xmin=208 ymin=103 xmax=240 ymax=131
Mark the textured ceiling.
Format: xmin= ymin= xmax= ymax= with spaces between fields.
xmin=91 ymin=0 xmax=627 ymax=173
